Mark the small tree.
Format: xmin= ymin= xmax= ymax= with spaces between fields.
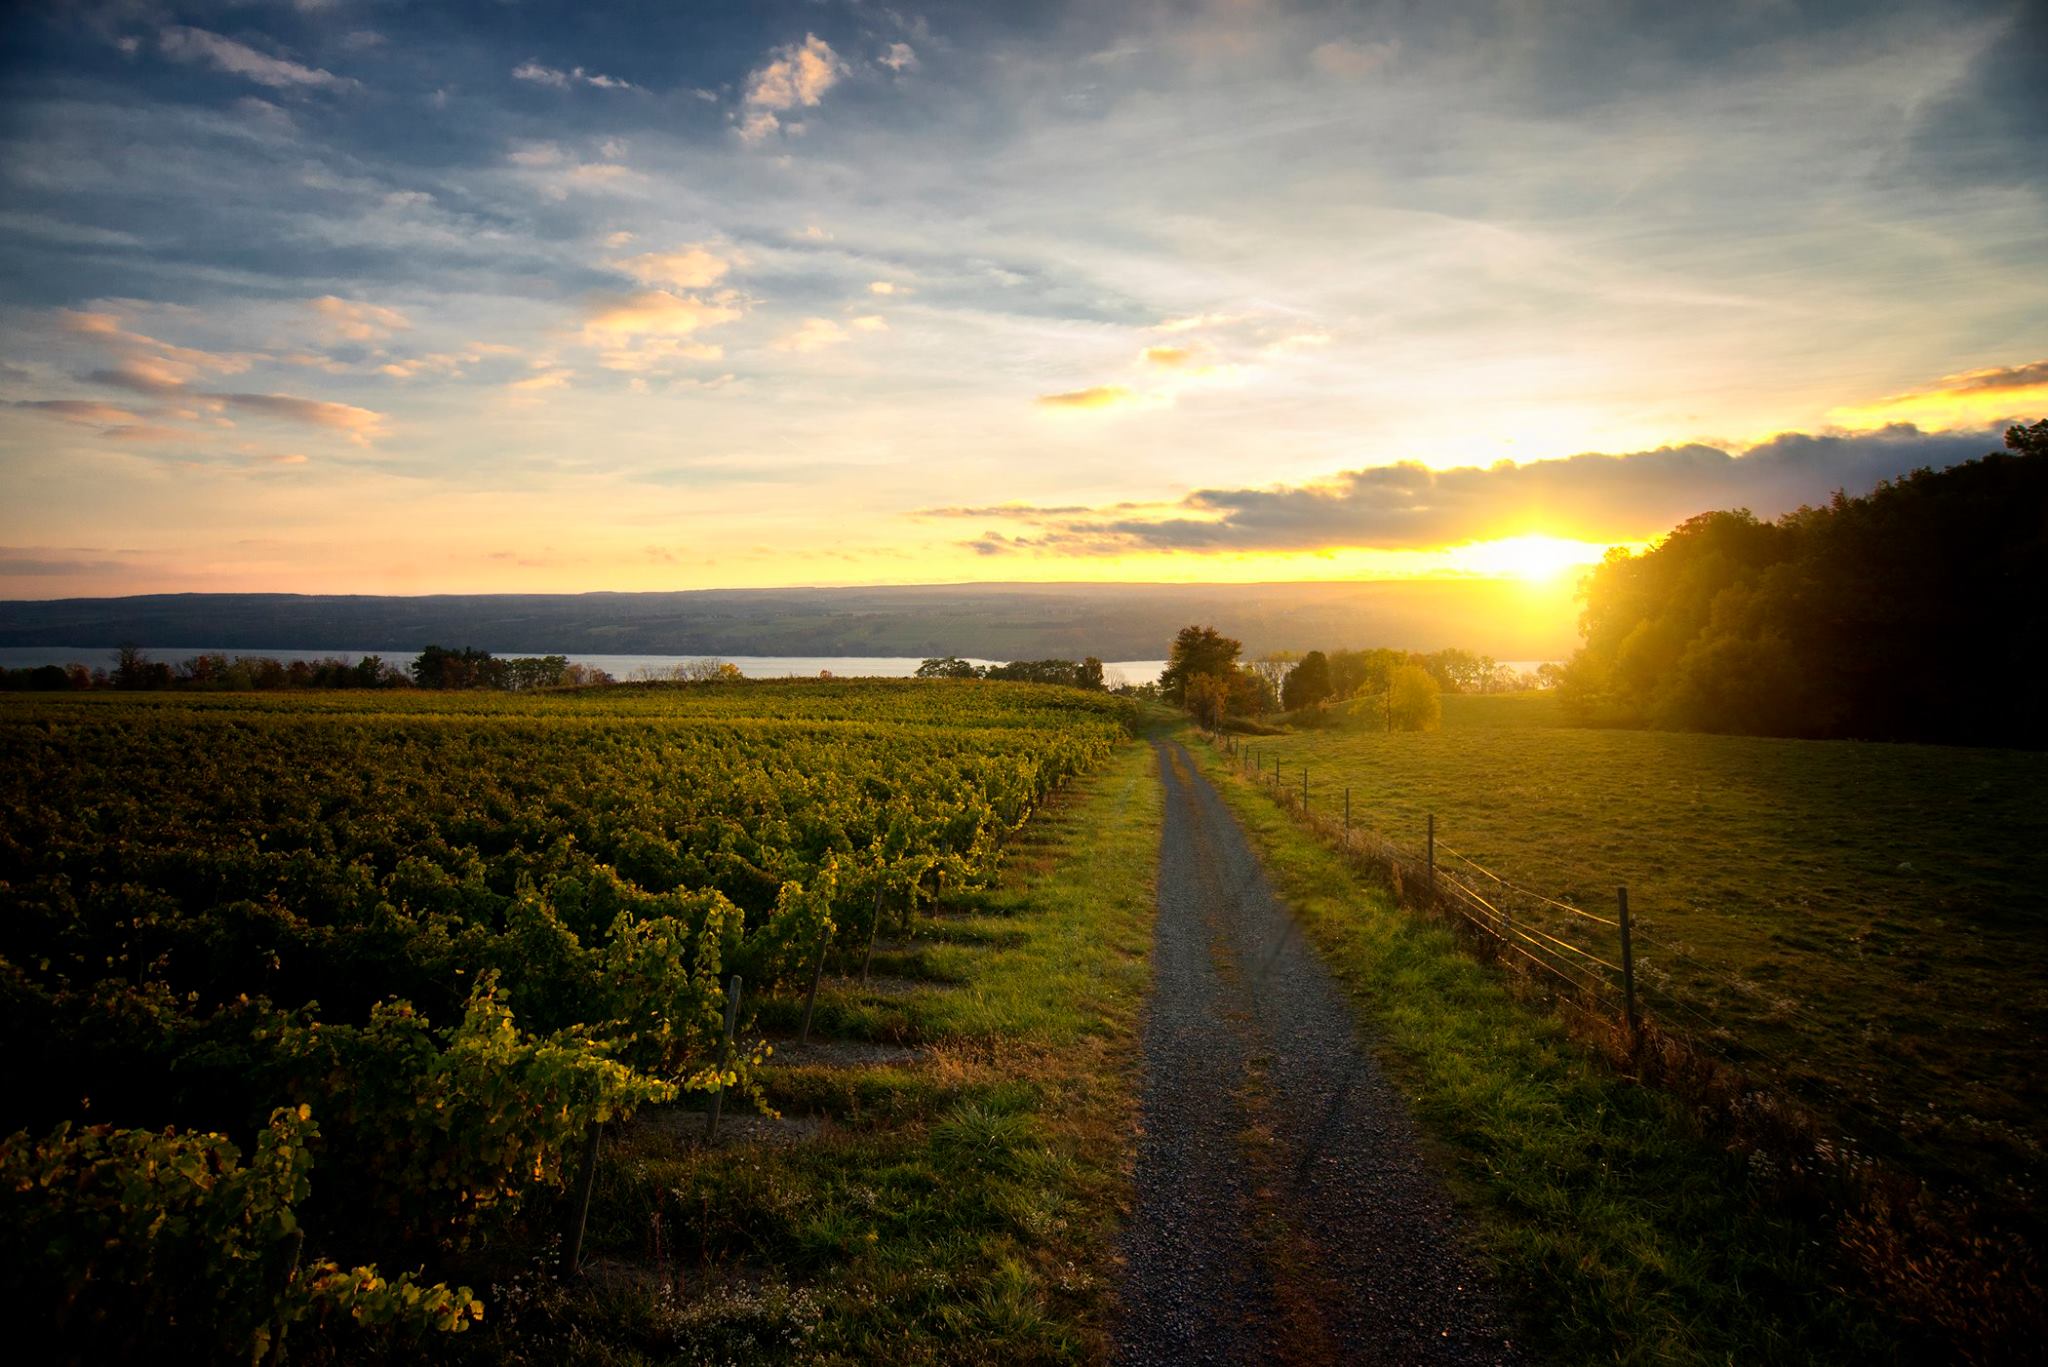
xmin=1184 ymin=672 xmax=1229 ymax=729
xmin=1280 ymin=651 xmax=1334 ymax=711
xmin=1158 ymin=626 xmax=1242 ymax=704
xmin=1227 ymin=668 xmax=1276 ymax=717
xmin=1387 ymin=664 xmax=1443 ymax=731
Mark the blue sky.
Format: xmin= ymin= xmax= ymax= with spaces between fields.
xmin=1 ymin=0 xmax=2042 ymax=594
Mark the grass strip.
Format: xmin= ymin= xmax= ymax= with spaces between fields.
xmin=460 ymin=737 xmax=1161 ymax=1365
xmin=1178 ymin=730 xmax=1902 ymax=1367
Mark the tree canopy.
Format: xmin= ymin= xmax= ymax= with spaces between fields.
xmin=1158 ymin=625 xmax=1242 ymax=704
xmin=1280 ymin=650 xmax=1334 ymax=710
xmin=1559 ymin=421 xmax=2047 ymax=746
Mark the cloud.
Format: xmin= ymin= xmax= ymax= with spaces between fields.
xmin=1830 ymin=359 xmax=2048 ymax=430
xmin=309 ymin=296 xmax=410 ymax=342
xmin=1036 ymin=385 xmax=1137 ymax=410
xmin=377 ymin=343 xmax=521 ymax=381
xmin=1143 ymin=346 xmax=1192 ymax=367
xmin=582 ymin=290 xmax=743 ymax=341
xmin=849 ymin=315 xmax=888 ymax=333
xmin=737 ymin=34 xmax=846 ymax=142
xmin=13 ymin=399 xmax=144 ymax=427
xmin=507 ymin=368 xmax=574 ymax=393
xmin=940 ymin=425 xmax=2010 ymax=554
xmin=508 ymin=141 xmax=564 ymax=167
xmin=774 ymin=318 xmax=848 ymax=352
xmin=86 ymin=360 xmax=192 ymax=395
xmin=211 ymin=392 xmax=387 ymax=441
xmin=158 ymin=26 xmax=355 ymax=91
xmin=595 ymin=337 xmax=724 ymax=373
xmin=879 ymin=43 xmax=919 ymax=73
xmin=610 ymin=246 xmax=732 ymax=289
xmin=0 ymin=548 xmax=132 ymax=577
xmin=513 ymin=61 xmax=637 ymax=91
xmin=1310 ymin=38 xmax=1398 ymax=78
xmin=868 ymin=280 xmax=899 ymax=295
xmin=563 ymin=163 xmax=644 ymax=189
xmin=59 ymin=310 xmax=254 ymax=391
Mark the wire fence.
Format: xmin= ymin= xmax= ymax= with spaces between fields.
xmin=1199 ymin=729 xmax=1920 ymax=1148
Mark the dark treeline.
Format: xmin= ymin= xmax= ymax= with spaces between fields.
xmin=0 ymin=645 xmax=616 ymax=693
xmin=1560 ymin=421 xmax=2047 ymax=746
xmin=914 ymin=656 xmax=1108 ymax=690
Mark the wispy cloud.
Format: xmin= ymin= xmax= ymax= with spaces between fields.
xmin=158 ymin=27 xmax=355 ymax=92
xmin=513 ymin=61 xmax=637 ymax=92
xmin=1310 ymin=38 xmax=1398 ymax=78
xmin=309 ymin=296 xmax=410 ymax=343
xmin=211 ymin=392 xmax=387 ymax=441
xmin=774 ymin=317 xmax=849 ymax=352
xmin=1036 ymin=385 xmax=1137 ymax=410
xmin=13 ymin=399 xmax=145 ymax=427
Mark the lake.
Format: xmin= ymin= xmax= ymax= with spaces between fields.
xmin=0 ymin=647 xmax=1174 ymax=688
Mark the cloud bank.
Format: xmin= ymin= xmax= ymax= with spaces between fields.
xmin=941 ymin=425 xmax=2012 ymax=555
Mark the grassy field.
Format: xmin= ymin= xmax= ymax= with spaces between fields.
xmin=461 ymin=735 xmax=1161 ymax=1365
xmin=1229 ymin=692 xmax=2048 ymax=1215
xmin=1180 ymin=732 xmax=1909 ymax=1365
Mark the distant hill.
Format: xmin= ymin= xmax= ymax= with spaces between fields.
xmin=0 ymin=580 xmax=1578 ymax=661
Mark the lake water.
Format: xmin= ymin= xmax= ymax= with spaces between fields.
xmin=0 ymin=646 xmax=1173 ymax=688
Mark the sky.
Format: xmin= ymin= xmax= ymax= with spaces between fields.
xmin=0 ymin=0 xmax=2042 ymax=598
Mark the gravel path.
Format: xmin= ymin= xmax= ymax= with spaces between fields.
xmin=1116 ymin=739 xmax=1524 ymax=1366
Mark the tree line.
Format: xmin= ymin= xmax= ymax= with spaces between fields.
xmin=0 ymin=645 xmax=619 ymax=693
xmin=1559 ymin=421 xmax=2046 ymax=746
xmin=1157 ymin=627 xmax=1516 ymax=732
xmin=915 ymin=656 xmax=1109 ymax=690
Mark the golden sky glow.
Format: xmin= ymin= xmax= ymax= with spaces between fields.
xmin=0 ymin=3 xmax=2042 ymax=601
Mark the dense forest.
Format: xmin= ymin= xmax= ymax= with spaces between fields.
xmin=1559 ymin=422 xmax=2046 ymax=746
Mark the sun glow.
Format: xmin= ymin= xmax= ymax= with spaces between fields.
xmin=1442 ymin=534 xmax=1615 ymax=584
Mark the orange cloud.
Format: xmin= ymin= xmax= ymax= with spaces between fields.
xmin=13 ymin=399 xmax=144 ymax=427
xmin=582 ymin=290 xmax=743 ymax=341
xmin=1036 ymin=385 xmax=1136 ymax=410
xmin=1831 ymin=360 xmax=2048 ymax=430
xmin=309 ymin=296 xmax=410 ymax=342
xmin=213 ymin=392 xmax=387 ymax=442
xmin=507 ymin=368 xmax=574 ymax=393
xmin=775 ymin=318 xmax=848 ymax=352
xmin=1143 ymin=346 xmax=1192 ymax=367
xmin=610 ymin=246 xmax=732 ymax=289
xmin=738 ymin=34 xmax=845 ymax=142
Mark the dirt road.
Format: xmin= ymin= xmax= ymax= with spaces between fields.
xmin=1115 ymin=738 xmax=1523 ymax=1365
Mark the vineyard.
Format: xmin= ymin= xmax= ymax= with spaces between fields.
xmin=0 ymin=680 xmax=1132 ymax=1361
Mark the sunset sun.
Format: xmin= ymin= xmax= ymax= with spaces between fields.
xmin=1446 ymin=534 xmax=1613 ymax=584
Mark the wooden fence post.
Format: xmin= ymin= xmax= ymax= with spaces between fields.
xmin=1426 ymin=813 xmax=1436 ymax=900
xmin=798 ymin=927 xmax=829 ymax=1046
xmin=564 ymin=1121 xmax=603 ymax=1277
xmin=861 ymin=883 xmax=883 ymax=983
xmin=706 ymin=974 xmax=742 ymax=1143
xmin=1618 ymin=886 xmax=1640 ymax=1047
